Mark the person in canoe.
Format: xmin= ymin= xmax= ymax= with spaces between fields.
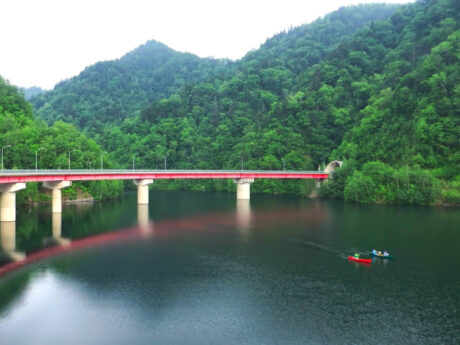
xmin=348 ymin=253 xmax=372 ymax=263
xmin=371 ymin=249 xmax=393 ymax=259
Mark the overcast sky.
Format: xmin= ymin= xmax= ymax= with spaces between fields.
xmin=1 ymin=0 xmax=414 ymax=89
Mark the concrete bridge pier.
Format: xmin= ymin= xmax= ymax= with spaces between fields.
xmin=233 ymin=178 xmax=254 ymax=200
xmin=0 ymin=183 xmax=26 ymax=222
xmin=43 ymin=181 xmax=72 ymax=213
xmin=134 ymin=179 xmax=154 ymax=204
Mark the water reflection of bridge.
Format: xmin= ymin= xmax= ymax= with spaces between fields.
xmin=0 ymin=212 xmax=69 ymax=262
xmin=0 ymin=196 xmax=326 ymax=277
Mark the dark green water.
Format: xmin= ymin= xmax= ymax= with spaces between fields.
xmin=0 ymin=191 xmax=459 ymax=344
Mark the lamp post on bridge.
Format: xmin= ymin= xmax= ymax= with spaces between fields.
xmin=2 ymin=145 xmax=11 ymax=171
xmin=164 ymin=155 xmax=167 ymax=170
xmin=35 ymin=147 xmax=44 ymax=170
xmin=240 ymin=156 xmax=244 ymax=172
xmin=282 ymin=158 xmax=286 ymax=171
xmin=132 ymin=154 xmax=136 ymax=170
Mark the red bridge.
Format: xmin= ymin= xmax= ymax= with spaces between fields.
xmin=0 ymin=169 xmax=328 ymax=183
xmin=0 ymin=169 xmax=329 ymax=223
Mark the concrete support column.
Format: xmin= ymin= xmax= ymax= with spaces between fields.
xmin=1 ymin=193 xmax=16 ymax=222
xmin=0 ymin=183 xmax=26 ymax=222
xmin=43 ymin=181 xmax=72 ymax=213
xmin=52 ymin=213 xmax=62 ymax=239
xmin=52 ymin=189 xmax=62 ymax=213
xmin=133 ymin=179 xmax=153 ymax=204
xmin=233 ymin=178 xmax=254 ymax=200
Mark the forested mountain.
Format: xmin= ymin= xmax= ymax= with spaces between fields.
xmin=31 ymin=40 xmax=230 ymax=135
xmin=239 ymin=4 xmax=398 ymax=86
xmin=29 ymin=0 xmax=460 ymax=205
xmin=31 ymin=4 xmax=397 ymax=136
xmin=311 ymin=0 xmax=460 ymax=204
xmin=0 ymin=76 xmax=123 ymax=203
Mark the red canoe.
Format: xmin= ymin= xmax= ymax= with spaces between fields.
xmin=348 ymin=256 xmax=372 ymax=264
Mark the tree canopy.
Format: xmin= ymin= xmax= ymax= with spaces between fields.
xmin=0 ymin=76 xmax=123 ymax=203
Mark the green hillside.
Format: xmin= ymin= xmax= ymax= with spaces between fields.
xmin=0 ymin=76 xmax=123 ymax=203
xmin=31 ymin=4 xmax=397 ymax=136
xmin=21 ymin=86 xmax=46 ymax=100
xmin=31 ymin=40 xmax=230 ymax=136
xmin=240 ymin=4 xmax=399 ymax=83
xmin=29 ymin=1 xmax=460 ymax=205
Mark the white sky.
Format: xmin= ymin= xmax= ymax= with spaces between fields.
xmin=0 ymin=0 xmax=414 ymax=89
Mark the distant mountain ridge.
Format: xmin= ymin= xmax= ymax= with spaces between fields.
xmin=21 ymin=86 xmax=46 ymax=100
xmin=240 ymin=3 xmax=398 ymax=78
xmin=31 ymin=3 xmax=398 ymax=135
xmin=32 ymin=40 xmax=230 ymax=133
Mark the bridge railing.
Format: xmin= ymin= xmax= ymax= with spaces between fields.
xmin=0 ymin=169 xmax=326 ymax=175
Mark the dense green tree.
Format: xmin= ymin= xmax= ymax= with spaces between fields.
xmin=0 ymin=76 xmax=123 ymax=204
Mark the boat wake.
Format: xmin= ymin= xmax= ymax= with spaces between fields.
xmin=289 ymin=238 xmax=370 ymax=261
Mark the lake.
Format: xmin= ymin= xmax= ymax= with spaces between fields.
xmin=0 ymin=190 xmax=459 ymax=344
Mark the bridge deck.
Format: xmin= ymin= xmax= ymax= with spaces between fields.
xmin=0 ymin=170 xmax=328 ymax=183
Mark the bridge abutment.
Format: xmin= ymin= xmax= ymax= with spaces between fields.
xmin=134 ymin=179 xmax=153 ymax=204
xmin=233 ymin=178 xmax=254 ymax=200
xmin=0 ymin=183 xmax=26 ymax=222
xmin=43 ymin=181 xmax=72 ymax=213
